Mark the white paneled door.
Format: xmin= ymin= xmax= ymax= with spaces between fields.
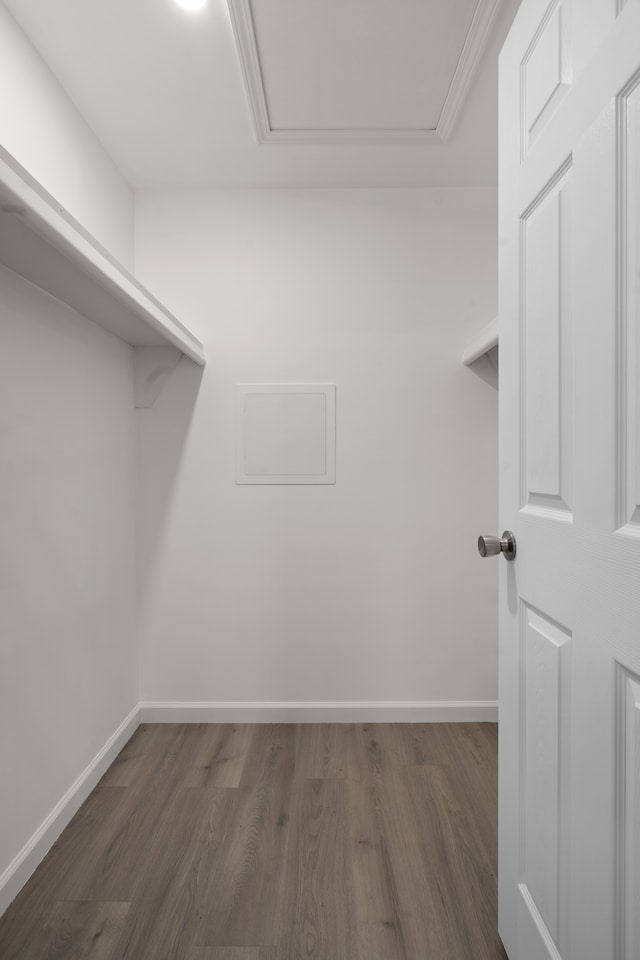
xmin=499 ymin=2 xmax=640 ymax=959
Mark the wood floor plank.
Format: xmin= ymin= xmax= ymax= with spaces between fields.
xmin=443 ymin=722 xmax=499 ymax=781
xmin=347 ymin=773 xmax=411 ymax=960
xmin=345 ymin=722 xmax=418 ymax=781
xmin=201 ymin=725 xmax=296 ymax=947
xmin=98 ymin=724 xmax=157 ymax=787
xmin=378 ymin=763 xmax=470 ymax=959
xmin=420 ymin=764 xmax=506 ymax=960
xmin=188 ymin=950 xmax=279 ymax=960
xmin=184 ymin=724 xmax=253 ymax=789
xmin=434 ymin=723 xmax=500 ymax=868
xmin=100 ymin=723 xmax=187 ymax=789
xmin=343 ymin=723 xmax=386 ymax=783
xmin=112 ymin=787 xmax=234 ymax=959
xmin=0 ymin=785 xmax=129 ymax=957
xmin=382 ymin=762 xmax=506 ymax=960
xmin=55 ymin=725 xmax=205 ymax=902
xmin=0 ymin=900 xmax=130 ymax=960
xmin=375 ymin=722 xmax=415 ymax=767
xmin=348 ymin=726 xmax=461 ymax=959
xmin=277 ymin=778 xmax=357 ymax=960
xmin=478 ymin=719 xmax=499 ymax=753
xmin=402 ymin=721 xmax=460 ymax=766
xmin=46 ymin=901 xmax=131 ymax=960
xmin=294 ymin=723 xmax=346 ymax=780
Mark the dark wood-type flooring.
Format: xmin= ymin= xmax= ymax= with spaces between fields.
xmin=0 ymin=723 xmax=508 ymax=959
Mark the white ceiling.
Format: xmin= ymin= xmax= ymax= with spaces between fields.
xmin=3 ymin=0 xmax=521 ymax=189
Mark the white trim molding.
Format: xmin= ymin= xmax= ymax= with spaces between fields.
xmin=0 ymin=704 xmax=140 ymax=918
xmin=139 ymin=700 xmax=498 ymax=723
xmin=228 ymin=0 xmax=503 ymax=145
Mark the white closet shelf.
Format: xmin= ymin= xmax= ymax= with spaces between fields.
xmin=462 ymin=317 xmax=498 ymax=367
xmin=0 ymin=147 xmax=205 ymax=366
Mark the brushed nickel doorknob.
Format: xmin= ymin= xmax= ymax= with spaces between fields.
xmin=478 ymin=531 xmax=517 ymax=561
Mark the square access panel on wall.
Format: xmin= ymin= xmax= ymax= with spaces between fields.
xmin=236 ymin=384 xmax=336 ymax=484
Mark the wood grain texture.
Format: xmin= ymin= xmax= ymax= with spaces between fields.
xmin=277 ymin=778 xmax=356 ymax=959
xmin=112 ymin=786 xmax=234 ymax=958
xmin=184 ymin=723 xmax=254 ymax=789
xmin=0 ymin=723 xmax=506 ymax=960
xmin=293 ymin=722 xmax=347 ymax=780
xmin=0 ymin=901 xmax=130 ymax=960
xmin=189 ymin=950 xmax=279 ymax=960
xmin=198 ymin=725 xmax=296 ymax=947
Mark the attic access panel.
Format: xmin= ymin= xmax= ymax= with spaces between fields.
xmin=236 ymin=384 xmax=336 ymax=485
xmin=228 ymin=0 xmax=502 ymax=143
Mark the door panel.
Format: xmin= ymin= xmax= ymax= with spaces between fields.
xmin=522 ymin=167 xmax=572 ymax=516
xmin=522 ymin=1 xmax=572 ymax=157
xmin=620 ymin=78 xmax=640 ymax=533
xmin=499 ymin=2 xmax=640 ymax=959
xmin=521 ymin=606 xmax=571 ymax=945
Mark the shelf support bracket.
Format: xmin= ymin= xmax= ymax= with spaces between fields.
xmin=133 ymin=346 xmax=182 ymax=408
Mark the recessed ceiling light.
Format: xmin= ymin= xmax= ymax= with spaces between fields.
xmin=174 ymin=0 xmax=207 ymax=11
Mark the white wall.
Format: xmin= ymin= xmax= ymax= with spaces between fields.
xmin=0 ymin=5 xmax=139 ymax=908
xmin=0 ymin=3 xmax=134 ymax=268
xmin=0 ymin=265 xmax=138 ymax=897
xmin=135 ymin=188 xmax=499 ymax=709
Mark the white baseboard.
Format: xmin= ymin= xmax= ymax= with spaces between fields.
xmin=139 ymin=700 xmax=498 ymax=724
xmin=0 ymin=704 xmax=140 ymax=919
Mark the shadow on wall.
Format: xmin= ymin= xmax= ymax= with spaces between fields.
xmin=464 ymin=348 xmax=498 ymax=390
xmin=136 ymin=354 xmax=204 ymax=606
